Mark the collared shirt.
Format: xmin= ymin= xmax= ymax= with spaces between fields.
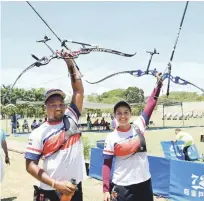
xmin=24 ymin=104 xmax=87 ymax=190
xmin=103 ymin=115 xmax=150 ymax=186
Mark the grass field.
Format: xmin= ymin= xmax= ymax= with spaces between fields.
xmin=1 ymin=113 xmax=204 ymax=201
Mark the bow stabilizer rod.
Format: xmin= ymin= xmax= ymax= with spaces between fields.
xmin=36 ymin=35 xmax=56 ymax=55
xmin=63 ymin=39 xmax=99 ymax=48
xmin=166 ymin=1 xmax=189 ymax=96
xmin=145 ymin=48 xmax=159 ymax=74
xmin=26 ymin=1 xmax=82 ymax=75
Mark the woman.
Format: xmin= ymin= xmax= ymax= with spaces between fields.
xmin=102 ymin=73 xmax=163 ymax=201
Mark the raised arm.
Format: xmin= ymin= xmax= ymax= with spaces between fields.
xmin=142 ymin=74 xmax=163 ymax=124
xmin=134 ymin=74 xmax=163 ymax=133
xmin=142 ymin=81 xmax=162 ymax=125
xmin=64 ymin=58 xmax=84 ymax=113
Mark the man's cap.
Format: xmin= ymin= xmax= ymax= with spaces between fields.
xmin=44 ymin=89 xmax=66 ymax=103
xmin=114 ymin=100 xmax=131 ymax=113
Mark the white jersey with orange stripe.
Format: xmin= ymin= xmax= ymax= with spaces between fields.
xmin=103 ymin=115 xmax=151 ymax=186
xmin=24 ymin=104 xmax=87 ymax=190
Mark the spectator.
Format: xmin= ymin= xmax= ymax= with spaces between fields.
xmin=22 ymin=119 xmax=30 ymax=133
xmin=105 ymin=122 xmax=110 ymax=131
xmin=38 ymin=119 xmax=43 ymax=127
xmin=175 ymin=128 xmax=194 ymax=161
xmin=93 ymin=119 xmax=100 ymax=130
xmin=43 ymin=117 xmax=47 ymax=123
xmin=0 ymin=129 xmax=10 ymax=182
xmin=87 ymin=113 xmax=92 ymax=130
xmin=16 ymin=121 xmax=20 ymax=133
xmin=100 ymin=117 xmax=106 ymax=130
xmin=111 ymin=116 xmax=118 ymax=131
xmin=10 ymin=113 xmax=17 ymax=134
xmin=93 ymin=119 xmax=99 ymax=126
xmin=31 ymin=120 xmax=38 ymax=130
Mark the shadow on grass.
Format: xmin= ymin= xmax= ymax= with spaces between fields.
xmin=1 ymin=197 xmax=17 ymax=201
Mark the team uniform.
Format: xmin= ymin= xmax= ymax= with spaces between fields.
xmin=102 ymin=83 xmax=162 ymax=201
xmin=25 ymin=103 xmax=87 ymax=201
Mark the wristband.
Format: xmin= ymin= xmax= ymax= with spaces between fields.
xmin=52 ymin=179 xmax=55 ymax=188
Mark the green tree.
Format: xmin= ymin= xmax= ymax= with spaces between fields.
xmin=124 ymin=87 xmax=144 ymax=103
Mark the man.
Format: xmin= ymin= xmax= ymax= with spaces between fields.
xmin=86 ymin=113 xmax=92 ymax=130
xmin=22 ymin=119 xmax=30 ymax=133
xmin=175 ymin=128 xmax=194 ymax=161
xmin=31 ymin=119 xmax=38 ymax=130
xmin=38 ymin=119 xmax=43 ymax=127
xmin=10 ymin=113 xmax=17 ymax=134
xmin=110 ymin=116 xmax=118 ymax=131
xmin=24 ymin=55 xmax=86 ymax=201
xmin=0 ymin=129 xmax=10 ymax=183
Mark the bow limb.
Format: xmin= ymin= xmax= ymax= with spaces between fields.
xmin=10 ymin=57 xmax=53 ymax=91
xmin=85 ymin=71 xmax=133 ymax=84
xmin=2 ymin=56 xmax=53 ymax=103
xmin=85 ymin=70 xmax=149 ymax=84
xmin=81 ymin=48 xmax=137 ymax=57
xmin=186 ymin=83 xmax=204 ymax=93
xmin=169 ymin=75 xmax=204 ymax=93
xmin=161 ymin=73 xmax=204 ymax=93
xmin=10 ymin=63 xmax=36 ymax=91
xmin=2 ymin=63 xmax=37 ymax=103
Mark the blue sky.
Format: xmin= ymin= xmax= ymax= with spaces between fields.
xmin=1 ymin=1 xmax=204 ymax=97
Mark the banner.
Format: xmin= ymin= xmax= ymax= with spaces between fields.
xmin=169 ymin=160 xmax=204 ymax=201
xmin=148 ymin=156 xmax=170 ymax=197
xmin=161 ymin=141 xmax=185 ymax=160
xmin=89 ymin=148 xmax=103 ymax=180
xmin=161 ymin=141 xmax=200 ymax=161
xmin=89 ymin=148 xmax=115 ymax=180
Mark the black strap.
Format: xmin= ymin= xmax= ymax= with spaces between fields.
xmin=132 ymin=124 xmax=147 ymax=152
xmin=63 ymin=114 xmax=70 ymax=131
xmin=43 ymin=115 xmax=80 ymax=159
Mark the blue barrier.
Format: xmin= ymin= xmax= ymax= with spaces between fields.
xmin=161 ymin=141 xmax=200 ymax=161
xmin=187 ymin=144 xmax=200 ymax=161
xmin=169 ymin=160 xmax=204 ymax=201
xmin=89 ymin=147 xmax=204 ymax=201
xmin=96 ymin=140 xmax=105 ymax=149
xmin=160 ymin=141 xmax=185 ymax=160
xmin=89 ymin=147 xmax=115 ymax=180
xmin=148 ymin=156 xmax=170 ymax=197
xmin=89 ymin=148 xmax=103 ymax=180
